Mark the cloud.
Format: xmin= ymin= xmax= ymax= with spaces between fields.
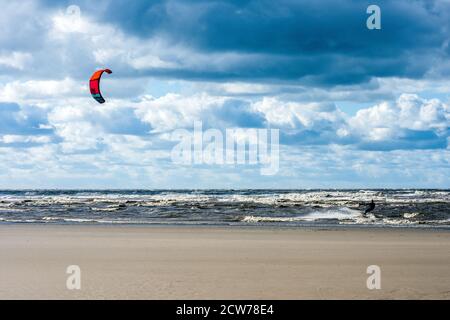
xmin=0 ymin=102 xmax=53 ymax=138
xmin=0 ymin=0 xmax=448 ymax=188
xmin=0 ymin=52 xmax=33 ymax=70
xmin=0 ymin=137 xmax=448 ymax=189
xmin=349 ymin=94 xmax=449 ymax=150
xmin=0 ymin=91 xmax=448 ymax=188
xmin=2 ymin=0 xmax=449 ymax=88
xmin=45 ymin=99 xmax=152 ymax=153
xmin=39 ymin=0 xmax=446 ymax=86
xmin=3 ymin=86 xmax=448 ymax=152
xmin=0 ymin=1 xmax=47 ymax=51
xmin=0 ymin=78 xmax=85 ymax=103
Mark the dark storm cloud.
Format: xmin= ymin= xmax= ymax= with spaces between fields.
xmin=90 ymin=0 xmax=440 ymax=54
xmin=53 ymin=0 xmax=449 ymax=85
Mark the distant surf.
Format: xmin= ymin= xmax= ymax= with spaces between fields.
xmin=0 ymin=189 xmax=448 ymax=228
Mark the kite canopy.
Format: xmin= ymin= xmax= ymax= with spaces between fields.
xmin=89 ymin=69 xmax=112 ymax=104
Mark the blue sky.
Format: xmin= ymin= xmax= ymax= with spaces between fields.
xmin=0 ymin=0 xmax=449 ymax=188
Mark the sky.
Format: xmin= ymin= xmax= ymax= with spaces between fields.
xmin=0 ymin=0 xmax=449 ymax=189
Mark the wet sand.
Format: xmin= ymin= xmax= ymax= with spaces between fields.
xmin=0 ymin=225 xmax=449 ymax=299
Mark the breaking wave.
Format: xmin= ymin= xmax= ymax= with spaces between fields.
xmin=0 ymin=189 xmax=448 ymax=228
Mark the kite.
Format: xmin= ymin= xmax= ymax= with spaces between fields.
xmin=89 ymin=69 xmax=112 ymax=104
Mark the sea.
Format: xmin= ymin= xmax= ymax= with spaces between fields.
xmin=0 ymin=189 xmax=449 ymax=228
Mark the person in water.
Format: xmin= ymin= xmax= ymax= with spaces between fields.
xmin=364 ymin=199 xmax=375 ymax=215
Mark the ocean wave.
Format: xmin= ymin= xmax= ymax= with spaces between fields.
xmin=90 ymin=204 xmax=127 ymax=212
xmin=43 ymin=217 xmax=146 ymax=224
xmin=0 ymin=189 xmax=448 ymax=206
xmin=0 ymin=189 xmax=448 ymax=228
xmin=242 ymin=208 xmax=361 ymax=223
xmin=242 ymin=216 xmax=304 ymax=223
xmin=403 ymin=212 xmax=420 ymax=219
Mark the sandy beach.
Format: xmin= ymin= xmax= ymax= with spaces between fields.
xmin=0 ymin=225 xmax=449 ymax=299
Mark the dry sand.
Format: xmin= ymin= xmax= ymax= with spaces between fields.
xmin=0 ymin=225 xmax=449 ymax=299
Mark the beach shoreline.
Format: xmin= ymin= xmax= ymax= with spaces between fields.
xmin=0 ymin=224 xmax=449 ymax=299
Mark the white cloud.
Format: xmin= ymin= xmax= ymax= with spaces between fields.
xmin=127 ymin=53 xmax=178 ymax=69
xmin=0 ymin=1 xmax=448 ymax=188
xmin=252 ymin=97 xmax=345 ymax=129
xmin=135 ymin=93 xmax=227 ymax=132
xmin=0 ymin=135 xmax=51 ymax=144
xmin=349 ymin=94 xmax=450 ymax=142
xmin=0 ymin=78 xmax=85 ymax=103
xmin=0 ymin=52 xmax=32 ymax=70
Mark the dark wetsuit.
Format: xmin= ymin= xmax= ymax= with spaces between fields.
xmin=364 ymin=200 xmax=375 ymax=214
